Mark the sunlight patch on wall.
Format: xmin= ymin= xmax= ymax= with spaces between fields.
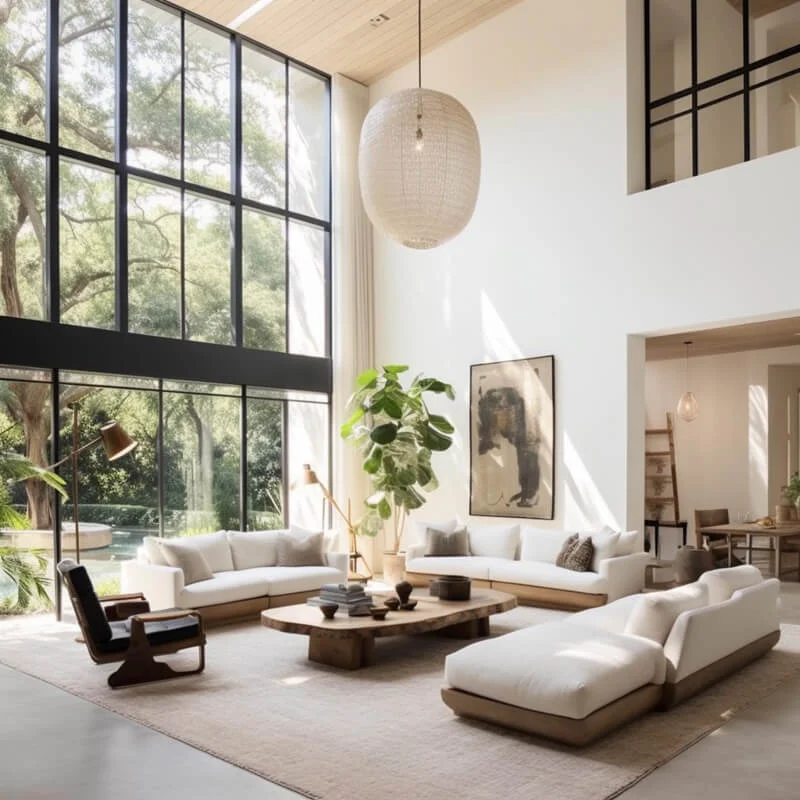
xmin=748 ymin=384 xmax=768 ymax=511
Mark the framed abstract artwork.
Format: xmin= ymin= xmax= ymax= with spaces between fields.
xmin=469 ymin=355 xmax=555 ymax=520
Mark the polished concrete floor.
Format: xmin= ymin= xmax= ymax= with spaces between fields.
xmin=2 ymin=583 xmax=800 ymax=799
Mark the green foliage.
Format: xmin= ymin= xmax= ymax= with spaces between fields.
xmin=341 ymin=366 xmax=455 ymax=553
xmin=783 ymin=472 xmax=800 ymax=505
xmin=0 ymin=547 xmax=50 ymax=612
xmin=93 ymin=576 xmax=121 ymax=597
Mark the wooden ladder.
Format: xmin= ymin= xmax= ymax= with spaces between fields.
xmin=645 ymin=412 xmax=680 ymax=523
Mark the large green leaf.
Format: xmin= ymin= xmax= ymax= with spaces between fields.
xmin=377 ymin=497 xmax=392 ymax=520
xmin=366 ymin=491 xmax=386 ymax=508
xmin=383 ymin=365 xmax=409 ymax=374
xmin=340 ymin=407 xmax=364 ymax=439
xmin=424 ymin=426 xmax=453 ymax=452
xmin=363 ymin=447 xmax=382 ymax=474
xmin=370 ymin=423 xmax=398 ymax=445
xmin=356 ymin=368 xmax=379 ymax=388
xmin=382 ymin=396 xmax=403 ymax=419
xmin=428 ymin=414 xmax=455 ymax=434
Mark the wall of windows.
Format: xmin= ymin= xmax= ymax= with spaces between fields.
xmin=646 ymin=0 xmax=800 ymax=188
xmin=0 ymin=0 xmax=332 ymax=613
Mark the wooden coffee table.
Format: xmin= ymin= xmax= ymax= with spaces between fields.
xmin=261 ymin=589 xmax=517 ymax=670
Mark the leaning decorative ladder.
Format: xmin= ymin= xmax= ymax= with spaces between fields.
xmin=644 ymin=412 xmax=687 ymax=567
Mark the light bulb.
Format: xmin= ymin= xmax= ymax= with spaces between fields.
xmin=677 ymin=391 xmax=699 ymax=422
xmin=415 ymin=126 xmax=424 ymax=151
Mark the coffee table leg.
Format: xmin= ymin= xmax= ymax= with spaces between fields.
xmin=441 ymin=617 xmax=490 ymax=639
xmin=308 ymin=632 xmax=374 ymax=669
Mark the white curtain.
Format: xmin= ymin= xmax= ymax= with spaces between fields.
xmin=331 ymin=74 xmax=376 ymax=567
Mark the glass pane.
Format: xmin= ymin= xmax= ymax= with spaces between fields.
xmin=698 ymin=77 xmax=744 ymax=106
xmin=163 ymin=380 xmax=239 ymax=396
xmin=649 ymin=0 xmax=692 ymax=101
xmin=0 ymin=0 xmax=47 ymax=141
xmin=651 ymin=95 xmax=691 ymax=124
xmin=243 ymin=209 xmax=285 ymax=351
xmin=184 ymin=194 xmax=232 ymax=344
xmin=59 ymin=0 xmax=116 ymax=158
xmin=751 ymin=72 xmax=800 ymax=158
xmin=751 ymin=50 xmax=800 ymax=85
xmin=128 ymin=0 xmax=181 ymax=177
xmin=288 ymin=66 xmax=328 ymax=220
xmin=649 ymin=115 xmax=693 ymax=186
xmin=750 ymin=0 xmax=800 ymax=62
xmin=288 ymin=220 xmax=325 ymax=357
xmin=697 ymin=0 xmax=743 ymax=83
xmin=58 ymin=381 xmax=159 ymax=591
xmin=59 ymin=160 xmax=115 ymax=329
xmin=287 ymin=399 xmax=328 ymax=530
xmin=247 ymin=396 xmax=284 ymax=529
xmin=0 ymin=142 xmax=47 ymax=320
xmin=185 ymin=20 xmax=231 ymax=191
xmin=128 ymin=178 xmax=181 ymax=338
xmin=59 ymin=370 xmax=157 ymax=390
xmin=163 ymin=390 xmax=241 ymax=534
xmin=242 ymin=45 xmax=286 ymax=207
xmin=699 ymin=94 xmax=744 ymax=174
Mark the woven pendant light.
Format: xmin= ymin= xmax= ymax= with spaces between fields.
xmin=677 ymin=340 xmax=699 ymax=422
xmin=358 ymin=0 xmax=481 ymax=249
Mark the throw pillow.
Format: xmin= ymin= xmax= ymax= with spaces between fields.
xmin=555 ymin=533 xmax=580 ymax=567
xmin=466 ymin=524 xmax=520 ymax=560
xmin=227 ymin=530 xmax=282 ymax=570
xmin=425 ymin=527 xmax=469 ymax=557
xmin=276 ymin=531 xmax=325 ymax=567
xmin=180 ymin=530 xmax=234 ymax=573
xmin=588 ymin=530 xmax=620 ymax=572
xmin=158 ymin=540 xmax=214 ymax=586
xmin=408 ymin=518 xmax=460 ymax=546
xmin=624 ymin=583 xmax=709 ymax=644
xmin=699 ymin=564 xmax=762 ymax=604
xmin=142 ymin=536 xmax=168 ymax=566
xmin=563 ymin=536 xmax=594 ymax=572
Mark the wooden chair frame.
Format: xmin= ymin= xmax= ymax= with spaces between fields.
xmin=63 ymin=579 xmax=206 ymax=689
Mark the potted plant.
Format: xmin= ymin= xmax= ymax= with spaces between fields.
xmin=782 ymin=472 xmax=800 ymax=517
xmin=1 ymin=451 xmax=67 ymax=612
xmin=341 ymin=366 xmax=455 ymax=584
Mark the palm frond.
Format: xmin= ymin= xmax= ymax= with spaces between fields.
xmin=0 ymin=451 xmax=68 ymax=498
xmin=0 ymin=547 xmax=52 ymax=611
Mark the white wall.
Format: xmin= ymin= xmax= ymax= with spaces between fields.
xmin=365 ymin=0 xmax=800 ymax=546
xmin=645 ymin=346 xmax=800 ymax=548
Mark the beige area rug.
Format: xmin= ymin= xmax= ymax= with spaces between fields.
xmin=2 ymin=607 xmax=800 ymax=800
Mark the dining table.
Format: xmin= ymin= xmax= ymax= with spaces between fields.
xmin=698 ymin=522 xmax=800 ymax=579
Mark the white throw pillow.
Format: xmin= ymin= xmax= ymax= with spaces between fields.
xmin=158 ymin=540 xmax=214 ymax=586
xmin=624 ymin=583 xmax=709 ymax=645
xmin=699 ymin=564 xmax=762 ymax=605
xmin=597 ymin=524 xmax=642 ymax=557
xmin=520 ymin=527 xmax=577 ymax=564
xmin=227 ymin=530 xmax=284 ymax=570
xmin=588 ymin=530 xmax=620 ymax=572
xmin=179 ymin=530 xmax=234 ymax=573
xmin=407 ymin=518 xmax=459 ymax=547
xmin=142 ymin=536 xmax=168 ymax=566
xmin=467 ymin=524 xmax=520 ymax=560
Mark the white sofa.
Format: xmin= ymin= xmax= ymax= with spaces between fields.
xmin=121 ymin=529 xmax=347 ymax=623
xmin=405 ymin=522 xmax=649 ymax=610
xmin=442 ymin=565 xmax=781 ymax=745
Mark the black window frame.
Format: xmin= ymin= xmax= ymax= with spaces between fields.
xmin=645 ymin=0 xmax=800 ymax=188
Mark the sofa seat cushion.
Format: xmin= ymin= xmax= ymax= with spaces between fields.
xmin=178 ymin=568 xmax=274 ymax=607
xmin=406 ymin=556 xmax=505 ymax=581
xmin=101 ymin=616 xmax=201 ymax=654
xmin=445 ymin=622 xmax=666 ymax=720
xmin=488 ymin=560 xmax=608 ymax=594
xmin=261 ymin=566 xmax=345 ymax=596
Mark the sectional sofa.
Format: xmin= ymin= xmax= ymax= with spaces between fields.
xmin=121 ymin=529 xmax=347 ymax=624
xmin=405 ymin=521 xmax=649 ymax=610
xmin=442 ymin=565 xmax=780 ymax=745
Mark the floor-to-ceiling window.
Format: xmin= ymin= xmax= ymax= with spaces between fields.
xmin=0 ymin=0 xmax=331 ymax=615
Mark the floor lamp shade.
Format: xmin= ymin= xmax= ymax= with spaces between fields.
xmin=358 ymin=88 xmax=481 ymax=250
xmin=100 ymin=421 xmax=138 ymax=461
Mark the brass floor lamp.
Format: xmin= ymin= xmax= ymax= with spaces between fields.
xmin=48 ymin=405 xmax=138 ymax=564
xmin=296 ymin=464 xmax=372 ymax=582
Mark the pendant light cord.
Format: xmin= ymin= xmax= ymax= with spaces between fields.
xmin=418 ymin=0 xmax=422 ymax=89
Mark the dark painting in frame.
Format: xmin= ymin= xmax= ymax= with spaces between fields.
xmin=469 ymin=355 xmax=555 ymax=520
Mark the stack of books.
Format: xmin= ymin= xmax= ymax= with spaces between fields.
xmin=308 ymin=583 xmax=374 ymax=616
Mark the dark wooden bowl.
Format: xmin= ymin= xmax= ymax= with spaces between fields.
xmin=383 ymin=597 xmax=400 ymax=610
xmin=319 ymin=603 xmax=338 ymax=619
xmin=370 ymin=607 xmax=389 ymax=620
xmin=399 ymin=600 xmax=418 ymax=610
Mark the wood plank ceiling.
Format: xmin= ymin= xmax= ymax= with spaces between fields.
xmin=172 ymin=0 xmax=526 ymax=84
xmin=646 ymin=317 xmax=800 ymax=361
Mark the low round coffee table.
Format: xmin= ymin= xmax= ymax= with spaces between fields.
xmin=261 ymin=589 xmax=517 ymax=670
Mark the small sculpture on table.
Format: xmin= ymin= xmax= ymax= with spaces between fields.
xmin=395 ymin=580 xmax=413 ymax=605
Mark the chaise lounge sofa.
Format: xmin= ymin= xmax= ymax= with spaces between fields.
xmin=405 ymin=521 xmax=649 ymax=610
xmin=441 ymin=565 xmax=780 ymax=745
xmin=121 ymin=528 xmax=347 ymax=624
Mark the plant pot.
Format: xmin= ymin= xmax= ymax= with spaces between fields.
xmin=382 ymin=552 xmax=406 ymax=585
xmin=674 ymin=546 xmax=714 ymax=585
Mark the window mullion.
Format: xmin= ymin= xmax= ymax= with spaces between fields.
xmin=232 ymin=35 xmax=243 ymax=349
xmin=47 ymin=0 xmax=60 ymax=324
xmin=116 ymin=0 xmax=129 ymax=333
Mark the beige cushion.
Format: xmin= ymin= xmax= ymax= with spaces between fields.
xmin=227 ymin=530 xmax=284 ymax=570
xmin=276 ymin=531 xmax=325 ymax=566
xmin=426 ymin=527 xmax=469 ymax=556
xmin=699 ymin=564 xmax=763 ymax=604
xmin=142 ymin=536 xmax=168 ymax=566
xmin=564 ymin=536 xmax=594 ymax=572
xmin=158 ymin=540 xmax=214 ymax=586
xmin=624 ymin=583 xmax=709 ymax=645
xmin=178 ymin=530 xmax=234 ymax=573
xmin=466 ymin=524 xmax=520 ymax=560
xmin=589 ymin=530 xmax=620 ymax=571
xmin=615 ymin=530 xmax=642 ymax=556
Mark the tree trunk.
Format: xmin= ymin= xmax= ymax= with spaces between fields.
xmin=13 ymin=383 xmax=52 ymax=529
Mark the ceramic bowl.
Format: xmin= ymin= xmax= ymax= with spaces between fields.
xmin=370 ymin=607 xmax=389 ymax=621
xmin=383 ymin=597 xmax=400 ymax=610
xmin=400 ymin=600 xmax=418 ymax=611
xmin=319 ymin=603 xmax=338 ymax=620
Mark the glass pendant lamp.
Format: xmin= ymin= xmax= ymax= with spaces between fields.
xmin=677 ymin=340 xmax=699 ymax=422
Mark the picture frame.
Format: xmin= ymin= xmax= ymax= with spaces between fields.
xmin=469 ymin=355 xmax=555 ymax=520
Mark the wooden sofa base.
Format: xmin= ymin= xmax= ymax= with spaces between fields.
xmin=195 ymin=590 xmax=318 ymax=626
xmin=660 ymin=629 xmax=781 ymax=709
xmin=406 ymin=573 xmax=607 ymax=611
xmin=442 ymin=683 xmax=662 ymax=747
